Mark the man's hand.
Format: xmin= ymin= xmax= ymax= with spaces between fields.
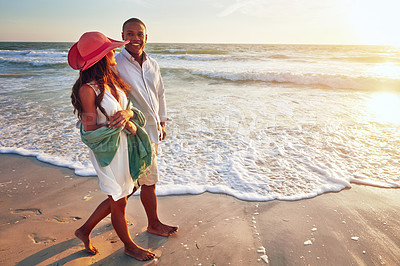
xmin=159 ymin=122 xmax=166 ymax=141
xmin=124 ymin=121 xmax=137 ymax=136
xmin=108 ymin=110 xmax=134 ymax=128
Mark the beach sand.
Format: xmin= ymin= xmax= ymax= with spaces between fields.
xmin=0 ymin=154 xmax=399 ymax=266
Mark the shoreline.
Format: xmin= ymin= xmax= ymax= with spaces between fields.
xmin=0 ymin=153 xmax=399 ymax=265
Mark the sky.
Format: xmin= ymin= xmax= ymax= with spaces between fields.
xmin=1 ymin=0 xmax=400 ymax=45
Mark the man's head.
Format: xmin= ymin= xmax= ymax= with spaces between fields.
xmin=122 ymin=18 xmax=147 ymax=58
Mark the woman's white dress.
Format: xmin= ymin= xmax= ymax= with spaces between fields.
xmin=87 ymin=83 xmax=134 ymax=201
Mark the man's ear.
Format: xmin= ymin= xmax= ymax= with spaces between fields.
xmin=121 ymin=32 xmax=125 ymax=41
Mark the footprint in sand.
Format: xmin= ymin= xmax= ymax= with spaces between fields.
xmin=106 ymin=234 xmax=119 ymax=243
xmin=28 ymin=233 xmax=56 ymax=244
xmin=11 ymin=208 xmax=42 ymax=215
xmin=51 ymin=216 xmax=82 ymax=223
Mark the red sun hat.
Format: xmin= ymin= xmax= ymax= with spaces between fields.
xmin=68 ymin=32 xmax=129 ymax=71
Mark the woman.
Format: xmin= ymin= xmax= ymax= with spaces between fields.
xmin=68 ymin=31 xmax=154 ymax=261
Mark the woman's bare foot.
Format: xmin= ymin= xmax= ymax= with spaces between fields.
xmin=75 ymin=228 xmax=98 ymax=255
xmin=147 ymin=222 xmax=179 ymax=237
xmin=125 ymin=244 xmax=155 ymax=261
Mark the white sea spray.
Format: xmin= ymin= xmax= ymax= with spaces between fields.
xmin=0 ymin=42 xmax=399 ymax=201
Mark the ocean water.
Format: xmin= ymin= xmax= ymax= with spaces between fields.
xmin=1 ymin=42 xmax=400 ymax=201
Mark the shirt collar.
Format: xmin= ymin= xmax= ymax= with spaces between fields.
xmin=121 ymin=48 xmax=147 ymax=65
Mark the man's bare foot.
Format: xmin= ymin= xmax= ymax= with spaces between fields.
xmin=125 ymin=244 xmax=155 ymax=261
xmin=75 ymin=228 xmax=98 ymax=255
xmin=147 ymin=222 xmax=179 ymax=237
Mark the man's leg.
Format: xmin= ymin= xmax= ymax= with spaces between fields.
xmin=109 ymin=196 xmax=155 ymax=261
xmin=140 ymin=184 xmax=178 ymax=236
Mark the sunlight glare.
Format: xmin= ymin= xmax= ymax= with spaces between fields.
xmin=367 ymin=92 xmax=400 ymax=124
xmin=370 ymin=63 xmax=400 ymax=78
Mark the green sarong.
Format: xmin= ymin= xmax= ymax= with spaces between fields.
xmin=80 ymin=102 xmax=152 ymax=181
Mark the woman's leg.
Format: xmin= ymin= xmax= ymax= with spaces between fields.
xmin=75 ymin=187 xmax=138 ymax=254
xmin=75 ymin=198 xmax=110 ymax=254
xmin=109 ymin=195 xmax=155 ymax=261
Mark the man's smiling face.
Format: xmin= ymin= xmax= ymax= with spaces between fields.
xmin=122 ymin=22 xmax=147 ymax=58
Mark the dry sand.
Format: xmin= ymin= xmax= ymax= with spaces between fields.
xmin=0 ymin=153 xmax=399 ymax=266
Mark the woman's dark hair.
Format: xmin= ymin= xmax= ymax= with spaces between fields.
xmin=71 ymin=55 xmax=130 ymax=120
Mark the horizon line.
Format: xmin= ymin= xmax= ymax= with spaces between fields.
xmin=0 ymin=41 xmax=398 ymax=47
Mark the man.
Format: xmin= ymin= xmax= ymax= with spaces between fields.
xmin=115 ymin=18 xmax=178 ymax=237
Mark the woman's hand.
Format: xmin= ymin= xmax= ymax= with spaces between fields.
xmin=124 ymin=121 xmax=137 ymax=136
xmin=108 ymin=110 xmax=134 ymax=128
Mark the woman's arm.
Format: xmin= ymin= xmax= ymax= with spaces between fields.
xmin=79 ymin=84 xmax=105 ymax=131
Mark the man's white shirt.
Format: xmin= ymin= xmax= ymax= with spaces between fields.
xmin=115 ymin=48 xmax=167 ymax=143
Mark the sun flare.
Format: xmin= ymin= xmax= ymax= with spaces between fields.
xmin=367 ymin=92 xmax=400 ymax=124
xmin=370 ymin=63 xmax=400 ymax=79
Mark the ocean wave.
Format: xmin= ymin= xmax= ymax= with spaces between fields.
xmin=331 ymin=55 xmax=400 ymax=63
xmin=0 ymin=49 xmax=67 ymax=57
xmin=153 ymin=53 xmax=228 ymax=62
xmin=150 ymin=48 xmax=229 ymax=55
xmin=27 ymin=50 xmax=67 ymax=57
xmin=0 ymin=73 xmax=39 ymax=78
xmin=1 ymin=86 xmax=399 ymax=201
xmin=188 ymin=70 xmax=400 ymax=91
xmin=155 ymin=51 xmax=400 ymax=65
xmin=1 ymin=42 xmax=400 ymax=202
xmin=152 ymin=52 xmax=299 ymax=63
xmin=267 ymin=54 xmax=292 ymax=59
xmin=0 ymin=48 xmax=68 ymax=68
xmin=0 ymin=147 xmax=95 ymax=176
xmin=0 ymin=56 xmax=68 ymax=67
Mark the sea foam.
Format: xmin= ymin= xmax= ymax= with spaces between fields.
xmin=1 ymin=42 xmax=400 ymax=201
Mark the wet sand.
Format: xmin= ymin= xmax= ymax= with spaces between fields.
xmin=0 ymin=154 xmax=399 ymax=265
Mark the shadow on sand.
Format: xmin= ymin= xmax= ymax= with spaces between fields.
xmin=92 ymin=232 xmax=168 ymax=266
xmin=16 ymin=223 xmax=168 ymax=266
xmin=16 ymin=224 xmax=113 ymax=266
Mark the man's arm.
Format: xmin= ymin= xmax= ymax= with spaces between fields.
xmin=108 ymin=109 xmax=134 ymax=128
xmin=157 ymin=66 xmax=167 ymax=141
